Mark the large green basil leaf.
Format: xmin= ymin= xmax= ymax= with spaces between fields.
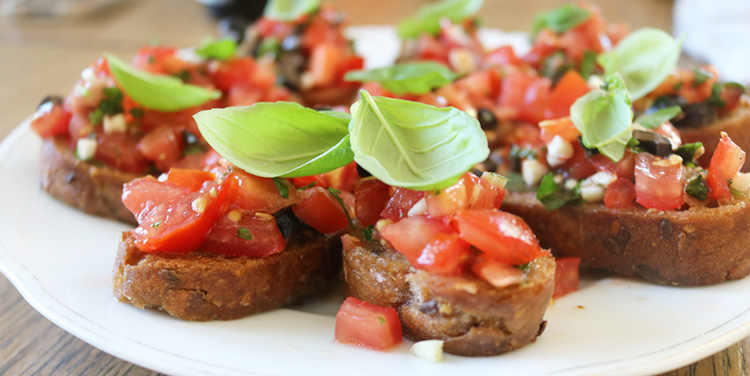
xmin=597 ymin=28 xmax=685 ymax=101
xmin=349 ymin=90 xmax=489 ymax=190
xmin=397 ymin=0 xmax=484 ymax=39
xmin=570 ymin=75 xmax=633 ymax=162
xmin=263 ymin=0 xmax=319 ymax=21
xmin=194 ymin=102 xmax=353 ymax=178
xmin=344 ymin=61 xmax=457 ymax=95
xmin=195 ymin=37 xmax=237 ymax=61
xmin=106 ymin=54 xmax=221 ymax=112
xmin=531 ymin=4 xmax=590 ymax=35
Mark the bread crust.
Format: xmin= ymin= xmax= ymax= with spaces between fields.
xmin=502 ymin=191 xmax=750 ymax=286
xmin=679 ymin=96 xmax=750 ymax=171
xmin=39 ymin=137 xmax=139 ymax=224
xmin=341 ymin=235 xmax=555 ymax=356
xmin=113 ymin=230 xmax=342 ymax=321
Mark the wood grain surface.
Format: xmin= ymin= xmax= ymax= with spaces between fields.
xmin=0 ymin=0 xmax=747 ymax=375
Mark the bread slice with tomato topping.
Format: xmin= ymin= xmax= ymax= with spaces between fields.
xmin=341 ymin=173 xmax=555 ymax=356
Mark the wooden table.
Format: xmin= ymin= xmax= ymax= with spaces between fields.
xmin=0 ymin=0 xmax=747 ymax=374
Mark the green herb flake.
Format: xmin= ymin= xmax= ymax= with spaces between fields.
xmin=685 ymin=175 xmax=708 ymax=201
xmin=536 ymin=173 xmax=581 ymax=210
xmin=579 ymin=50 xmax=597 ymax=79
xmin=692 ymin=67 xmax=712 ymax=86
xmin=504 ymin=172 xmax=535 ymax=192
xmin=519 ymin=263 xmax=531 ymax=272
xmin=674 ymin=142 xmax=704 ymax=167
xmin=195 ymin=37 xmax=237 ymax=61
xmin=672 ymin=81 xmax=684 ymax=92
xmin=706 ymin=83 xmax=726 ymax=108
xmin=129 ymin=108 xmax=144 ymax=118
xmin=532 ymin=3 xmax=590 ymax=35
xmin=89 ymin=109 xmax=104 ymax=126
xmin=182 ymin=145 xmax=204 ymax=156
xmin=273 ymin=177 xmax=290 ymax=199
xmin=263 ymin=0 xmax=319 ymax=21
xmin=236 ymin=227 xmax=254 ymax=240
xmin=296 ymin=181 xmax=318 ymax=190
xmin=510 ymin=144 xmax=538 ymax=160
xmin=151 ymin=220 xmax=162 ymax=229
xmin=363 ymin=225 xmax=375 ymax=242
xmin=328 ymin=187 xmax=354 ymax=229
xmin=344 ymin=61 xmax=457 ymax=95
xmin=377 ymin=316 xmax=386 ymax=325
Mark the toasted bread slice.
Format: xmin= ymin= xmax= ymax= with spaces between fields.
xmin=113 ymin=229 xmax=342 ymax=321
xmin=502 ymin=191 xmax=750 ymax=286
xmin=680 ymin=96 xmax=750 ymax=171
xmin=39 ymin=137 xmax=139 ymax=225
xmin=341 ymin=235 xmax=554 ymax=356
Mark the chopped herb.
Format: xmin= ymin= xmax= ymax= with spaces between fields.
xmin=532 ymin=4 xmax=590 ymax=35
xmin=519 ymin=263 xmax=531 ymax=272
xmin=151 ymin=220 xmax=161 ymax=229
xmin=273 ymin=177 xmax=290 ymax=199
xmin=434 ymin=190 xmax=441 ymax=195
xmin=89 ymin=87 xmax=125 ymax=125
xmin=672 ymin=81 xmax=684 ymax=92
xmin=129 ymin=108 xmax=144 ymax=118
xmin=182 ymin=145 xmax=204 ymax=156
xmin=174 ymin=70 xmax=191 ymax=83
xmin=377 ymin=316 xmax=385 ymax=325
xmin=147 ymin=55 xmax=156 ymax=65
xmin=363 ymin=225 xmax=375 ymax=242
xmin=89 ymin=109 xmax=103 ymax=126
xmin=579 ymin=50 xmax=597 ymax=79
xmin=328 ymin=187 xmax=354 ymax=229
xmin=686 ymin=175 xmax=708 ymax=201
xmin=504 ymin=172 xmax=536 ymax=192
xmin=509 ymin=144 xmax=538 ymax=160
xmin=692 ymin=67 xmax=712 ymax=86
xmin=257 ymin=37 xmax=281 ymax=59
xmin=730 ymin=185 xmax=744 ymax=197
xmin=706 ymin=83 xmax=726 ymax=107
xmin=536 ymin=172 xmax=581 ymax=210
xmin=296 ymin=181 xmax=318 ymax=190
xmin=726 ymin=82 xmax=746 ymax=92
xmin=236 ymin=227 xmax=254 ymax=240
xmin=674 ymin=142 xmax=704 ymax=167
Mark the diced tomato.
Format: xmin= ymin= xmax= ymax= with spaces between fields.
xmin=524 ymin=29 xmax=559 ymax=66
xmin=553 ymin=257 xmax=580 ymax=299
xmin=414 ymin=232 xmax=471 ymax=276
xmin=707 ymin=132 xmax=746 ymax=201
xmin=293 ymin=186 xmax=350 ymax=234
xmin=137 ymin=125 xmax=183 ymax=171
xmin=453 ymin=211 xmax=546 ymax=265
xmin=380 ymin=188 xmax=425 ymax=220
xmin=132 ymin=46 xmax=178 ymax=74
xmin=721 ymin=84 xmax=745 ymax=111
xmin=354 ymin=179 xmax=391 ymax=226
xmin=562 ymin=143 xmax=598 ymax=180
xmin=425 ymin=178 xmax=469 ymax=217
xmin=545 ymin=70 xmax=590 ymax=119
xmin=416 ymin=34 xmax=449 ymax=64
xmin=603 ymin=178 xmax=636 ymax=209
xmin=467 ymin=173 xmax=506 ymax=210
xmin=335 ymin=55 xmax=365 ymax=86
xmin=302 ymin=15 xmax=345 ymax=50
xmin=292 ymin=162 xmax=359 ymax=192
xmin=484 ymin=45 xmax=522 ymax=67
xmin=539 ymin=117 xmax=580 ymax=144
xmin=162 ymin=169 xmax=215 ymax=191
xmin=122 ymin=176 xmax=190 ymax=223
xmin=308 ymin=44 xmax=343 ymax=88
xmin=229 ymin=170 xmax=297 ymax=213
xmin=471 ymin=257 xmax=523 ymax=288
xmin=201 ymin=210 xmax=286 ymax=257
xmin=31 ymin=100 xmax=72 ymax=138
xmin=520 ymin=77 xmax=552 ymax=124
xmin=96 ymin=132 xmax=151 ymax=173
xmin=380 ymin=216 xmax=464 ymax=272
xmin=335 ymin=297 xmax=402 ymax=351
xmin=653 ymin=122 xmax=682 ymax=149
xmin=634 ymin=153 xmax=685 ymax=210
xmin=500 ymin=72 xmax=534 ymax=116
xmin=589 ymin=151 xmax=635 ymax=180
xmin=460 ymin=69 xmax=502 ymax=101
xmin=210 ymin=57 xmax=256 ymax=91
xmin=227 ymin=83 xmax=264 ymax=107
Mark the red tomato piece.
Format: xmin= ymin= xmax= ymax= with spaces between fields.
xmin=562 ymin=143 xmax=598 ymax=180
xmin=293 ymin=186 xmax=350 ymax=234
xmin=553 ymin=257 xmax=580 ymax=299
xmin=136 ymin=125 xmax=183 ymax=171
xmin=380 ymin=216 xmax=455 ymax=263
xmin=519 ymin=77 xmax=552 ymax=124
xmin=132 ymin=46 xmax=178 ymax=74
xmin=308 ymin=43 xmax=343 ymax=88
xmin=201 ymin=210 xmax=286 ymax=257
xmin=539 ymin=117 xmax=580 ymax=144
xmin=634 ymin=153 xmax=685 ymax=210
xmin=335 ymin=297 xmax=402 ymax=351
xmin=354 ymin=179 xmax=391 ymax=226
xmin=589 ymin=151 xmax=636 ymax=180
xmin=707 ymin=133 xmax=746 ymax=200
xmin=425 ymin=178 xmax=469 ymax=217
xmin=466 ymin=173 xmax=506 ymax=210
xmin=415 ymin=233 xmax=471 ymax=276
xmin=603 ymin=178 xmax=636 ymax=209
xmin=162 ymin=169 xmax=215 ymax=191
xmin=95 ymin=132 xmax=151 ymax=173
xmin=380 ymin=188 xmax=425 ymax=220
xmin=335 ymin=55 xmax=365 ymax=86
xmin=453 ymin=210 xmax=546 ymax=265
xmin=500 ymin=72 xmax=535 ymax=111
xmin=484 ymin=45 xmax=522 ymax=67
xmin=545 ymin=70 xmax=590 ymax=119
xmin=229 ymin=170 xmax=298 ymax=213
xmin=31 ymin=100 xmax=72 ymax=138
xmin=210 ymin=57 xmax=256 ymax=91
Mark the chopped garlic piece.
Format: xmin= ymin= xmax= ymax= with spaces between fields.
xmin=407 ymin=198 xmax=428 ymax=217
xmin=410 ymin=340 xmax=444 ymax=362
xmin=227 ymin=210 xmax=242 ymax=222
xmin=522 ymin=159 xmax=549 ymax=187
xmin=76 ymin=139 xmax=97 ymax=161
xmin=580 ymin=184 xmax=606 ymax=202
xmin=103 ymin=114 xmax=127 ymax=134
xmin=448 ymin=48 xmax=476 ymax=74
xmin=191 ymin=197 xmax=207 ymax=214
xmin=731 ymin=172 xmax=750 ymax=192
xmin=480 ymin=171 xmax=508 ymax=189
xmin=546 ymin=135 xmax=574 ymax=167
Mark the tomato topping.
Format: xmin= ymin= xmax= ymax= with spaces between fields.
xmin=380 ymin=216 xmax=468 ymax=274
xmin=589 ymin=151 xmax=635 ymax=180
xmin=202 ymin=210 xmax=286 ymax=257
xmin=210 ymin=57 xmax=256 ymax=91
xmin=229 ymin=171 xmax=297 ymax=213
xmin=293 ymin=186 xmax=350 ymax=234
xmin=545 ymin=70 xmax=590 ymax=119
xmin=634 ymin=153 xmax=685 ymax=210
xmin=354 ymin=179 xmax=391 ymax=226
xmin=553 ymin=257 xmax=580 ymax=299
xmin=335 ymin=297 xmax=402 ymax=351
xmin=484 ymin=45 xmax=522 ymax=67
xmin=603 ymin=178 xmax=636 ymax=209
xmin=425 ymin=178 xmax=469 ymax=217
xmin=291 ymin=162 xmax=359 ymax=192
xmin=163 ymin=169 xmax=215 ymax=191
xmin=132 ymin=46 xmax=178 ymax=74
xmin=707 ymin=132 xmax=746 ymax=201
xmin=308 ymin=44 xmax=343 ymax=88
xmin=539 ymin=117 xmax=580 ymax=144
xmin=136 ymin=125 xmax=183 ymax=171
xmin=453 ymin=211 xmax=546 ymax=265
xmin=95 ymin=132 xmax=151 ymax=173
xmin=380 ymin=188 xmax=425 ymax=220
xmin=31 ymin=99 xmax=72 ymax=138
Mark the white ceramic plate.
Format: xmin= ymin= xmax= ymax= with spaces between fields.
xmin=2 ymin=27 xmax=750 ymax=376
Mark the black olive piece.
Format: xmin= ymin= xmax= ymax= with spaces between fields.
xmin=647 ymin=94 xmax=688 ymax=113
xmin=671 ymin=103 xmax=717 ymax=129
xmin=204 ymin=0 xmax=268 ymax=21
xmin=38 ymin=95 xmax=64 ymax=109
xmin=477 ymin=108 xmax=497 ymax=130
xmin=182 ymin=130 xmax=199 ymax=146
xmin=578 ymin=136 xmax=599 ymax=158
xmin=356 ymin=164 xmax=371 ymax=178
xmin=218 ymin=16 xmax=252 ymax=44
xmin=471 ymin=168 xmax=483 ymax=177
xmin=278 ymin=52 xmax=306 ymax=90
xmin=314 ymin=106 xmax=333 ymax=112
xmin=274 ymin=207 xmax=316 ymax=240
xmin=633 ymin=130 xmax=672 ymax=157
xmin=508 ymin=154 xmax=521 ymax=173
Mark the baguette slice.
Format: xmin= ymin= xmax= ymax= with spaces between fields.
xmin=341 ymin=235 xmax=555 ymax=356
xmin=113 ymin=229 xmax=342 ymax=321
xmin=502 ymin=191 xmax=750 ymax=286
xmin=679 ymin=96 xmax=750 ymax=171
xmin=40 ymin=137 xmax=139 ymax=225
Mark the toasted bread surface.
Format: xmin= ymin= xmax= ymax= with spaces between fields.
xmin=502 ymin=191 xmax=750 ymax=286
xmin=113 ymin=229 xmax=342 ymax=321
xmin=39 ymin=137 xmax=139 ymax=224
xmin=341 ymin=235 xmax=555 ymax=356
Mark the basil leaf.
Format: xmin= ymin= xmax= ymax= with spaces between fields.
xmin=579 ymin=50 xmax=597 ymax=79
xmin=536 ymin=173 xmax=580 ymax=210
xmin=531 ymin=4 xmax=590 ymax=35
xmin=350 ymin=90 xmax=489 ymax=191
xmin=706 ymin=83 xmax=726 ymax=107
xmin=194 ymin=102 xmax=353 ymax=178
xmin=106 ymin=53 xmax=221 ymax=112
xmin=597 ymin=28 xmax=685 ymax=101
xmin=273 ymin=177 xmax=290 ymax=199
xmin=635 ymin=106 xmax=682 ymax=129
xmin=195 ymin=37 xmax=237 ymax=61
xmin=570 ymin=75 xmax=633 ymax=162
xmin=397 ymin=0 xmax=484 ymax=39
xmin=344 ymin=61 xmax=457 ymax=95
xmin=263 ymin=0 xmax=319 ymax=21
xmin=675 ymin=142 xmax=704 ymax=167
xmin=692 ymin=67 xmax=712 ymax=86
xmin=686 ymin=175 xmax=708 ymax=201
